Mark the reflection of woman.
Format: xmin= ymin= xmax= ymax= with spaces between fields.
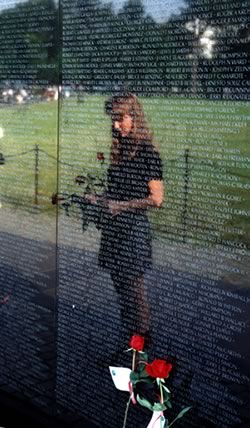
xmin=96 ymin=93 xmax=163 ymax=342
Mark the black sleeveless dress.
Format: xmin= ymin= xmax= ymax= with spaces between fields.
xmin=98 ymin=138 xmax=163 ymax=277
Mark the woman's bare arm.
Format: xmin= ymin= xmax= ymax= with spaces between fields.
xmin=108 ymin=180 xmax=164 ymax=216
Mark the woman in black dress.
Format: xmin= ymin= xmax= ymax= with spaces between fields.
xmin=95 ymin=93 xmax=163 ymax=341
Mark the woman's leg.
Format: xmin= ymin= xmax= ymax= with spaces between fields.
xmin=111 ymin=272 xmax=150 ymax=337
xmin=132 ymin=274 xmax=150 ymax=335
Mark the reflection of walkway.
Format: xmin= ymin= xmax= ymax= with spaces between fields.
xmin=2 ymin=206 xmax=249 ymax=288
xmin=0 ymin=241 xmax=57 ymax=422
xmin=0 ymin=207 xmax=56 ymax=243
xmin=1 ymin=207 xmax=250 ymax=427
xmin=153 ymin=237 xmax=250 ymax=288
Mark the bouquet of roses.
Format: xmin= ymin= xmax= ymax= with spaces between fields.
xmin=109 ymin=335 xmax=191 ymax=428
xmin=51 ymin=152 xmax=107 ymax=231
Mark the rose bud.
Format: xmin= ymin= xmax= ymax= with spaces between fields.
xmin=130 ymin=335 xmax=145 ymax=352
xmin=146 ymin=359 xmax=173 ymax=379
xmin=97 ymin=152 xmax=105 ymax=161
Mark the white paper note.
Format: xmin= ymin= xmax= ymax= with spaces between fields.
xmin=109 ymin=366 xmax=132 ymax=392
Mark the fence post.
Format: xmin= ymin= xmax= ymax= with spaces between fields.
xmin=0 ymin=153 xmax=5 ymax=165
xmin=34 ymin=144 xmax=39 ymax=206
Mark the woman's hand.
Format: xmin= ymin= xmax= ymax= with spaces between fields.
xmin=108 ymin=200 xmax=124 ymax=216
xmin=148 ymin=180 xmax=164 ymax=208
xmin=85 ymin=194 xmax=99 ymax=204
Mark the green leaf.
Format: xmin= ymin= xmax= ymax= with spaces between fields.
xmin=162 ymin=390 xmax=171 ymax=403
xmin=138 ymin=352 xmax=148 ymax=362
xmin=139 ymin=378 xmax=154 ymax=384
xmin=138 ymin=367 xmax=150 ymax=378
xmin=133 ymin=378 xmax=153 ymax=385
xmin=153 ymin=403 xmax=167 ymax=412
xmin=166 ymin=400 xmax=172 ymax=409
xmin=130 ymin=371 xmax=139 ymax=383
xmin=162 ymin=384 xmax=171 ymax=394
xmin=136 ymin=395 xmax=153 ymax=411
xmin=168 ymin=406 xmax=192 ymax=427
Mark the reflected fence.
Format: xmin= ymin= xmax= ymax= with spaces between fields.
xmin=0 ymin=145 xmax=245 ymax=243
xmin=1 ymin=144 xmax=190 ymax=201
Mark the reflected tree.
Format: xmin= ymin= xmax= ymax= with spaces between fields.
xmin=0 ymin=0 xmax=59 ymax=84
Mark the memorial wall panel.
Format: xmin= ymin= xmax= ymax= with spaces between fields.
xmin=0 ymin=0 xmax=59 ymax=418
xmin=0 ymin=0 xmax=249 ymax=427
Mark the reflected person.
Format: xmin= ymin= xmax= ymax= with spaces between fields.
xmin=91 ymin=93 xmax=163 ymax=344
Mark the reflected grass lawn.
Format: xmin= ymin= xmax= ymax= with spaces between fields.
xmin=0 ymin=95 xmax=249 ymax=245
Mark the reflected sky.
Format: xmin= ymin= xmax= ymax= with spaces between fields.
xmin=0 ymin=0 xmax=27 ymax=11
xmin=101 ymin=0 xmax=186 ymax=22
xmin=1 ymin=0 xmax=187 ymax=22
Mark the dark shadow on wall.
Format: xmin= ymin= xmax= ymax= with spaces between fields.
xmin=0 ymin=232 xmax=98 ymax=428
xmin=0 ymin=232 xmax=249 ymax=427
xmin=0 ymin=260 xmax=56 ymax=414
xmin=56 ymin=243 xmax=250 ymax=428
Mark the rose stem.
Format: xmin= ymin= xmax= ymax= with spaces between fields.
xmin=160 ymin=380 xmax=164 ymax=404
xmin=122 ymin=397 xmax=131 ymax=428
xmin=132 ymin=350 xmax=136 ymax=371
xmin=124 ymin=349 xmax=136 ymax=428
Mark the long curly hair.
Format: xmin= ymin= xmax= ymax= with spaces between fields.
xmin=105 ymin=93 xmax=154 ymax=164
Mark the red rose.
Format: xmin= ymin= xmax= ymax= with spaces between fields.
xmin=97 ymin=152 xmax=105 ymax=161
xmin=130 ymin=335 xmax=145 ymax=352
xmin=146 ymin=359 xmax=173 ymax=379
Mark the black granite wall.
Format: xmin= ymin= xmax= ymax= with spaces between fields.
xmin=0 ymin=0 xmax=249 ymax=427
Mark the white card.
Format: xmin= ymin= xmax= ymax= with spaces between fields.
xmin=109 ymin=366 xmax=132 ymax=392
xmin=147 ymin=411 xmax=164 ymax=428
